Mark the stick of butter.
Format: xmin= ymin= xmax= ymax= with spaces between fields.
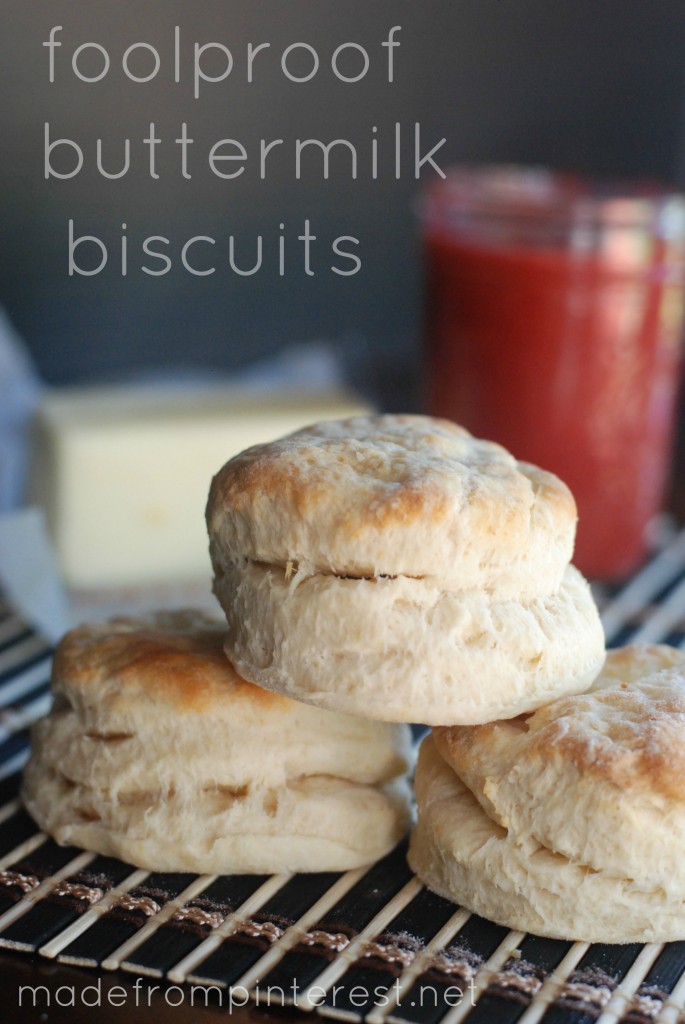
xmin=28 ymin=385 xmax=371 ymax=588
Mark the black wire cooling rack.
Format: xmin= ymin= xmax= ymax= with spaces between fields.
xmin=1 ymin=529 xmax=685 ymax=1024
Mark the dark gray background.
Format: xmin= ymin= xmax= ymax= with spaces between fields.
xmin=3 ymin=0 xmax=685 ymax=408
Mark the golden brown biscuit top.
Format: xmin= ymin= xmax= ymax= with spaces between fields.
xmin=436 ymin=644 xmax=685 ymax=801
xmin=206 ymin=414 xmax=577 ymax=596
xmin=52 ymin=610 xmax=287 ymax=715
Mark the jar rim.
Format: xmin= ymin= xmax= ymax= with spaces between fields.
xmin=422 ymin=165 xmax=685 ymax=237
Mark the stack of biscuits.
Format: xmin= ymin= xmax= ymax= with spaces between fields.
xmin=23 ymin=413 xmax=685 ymax=943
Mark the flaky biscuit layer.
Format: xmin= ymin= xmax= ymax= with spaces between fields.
xmin=214 ymin=561 xmax=604 ymax=725
xmin=24 ymin=755 xmax=412 ymax=874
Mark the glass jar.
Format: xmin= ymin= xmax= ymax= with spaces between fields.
xmin=422 ymin=166 xmax=685 ymax=580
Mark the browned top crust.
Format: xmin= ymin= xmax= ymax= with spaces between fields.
xmin=436 ymin=644 xmax=685 ymax=802
xmin=52 ymin=609 xmax=289 ymax=717
xmin=206 ymin=414 xmax=577 ymax=597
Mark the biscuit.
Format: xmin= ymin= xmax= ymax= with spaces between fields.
xmin=433 ymin=644 xmax=685 ymax=892
xmin=410 ymin=645 xmax=685 ymax=942
xmin=22 ymin=611 xmax=413 ymax=873
xmin=213 ymin=560 xmax=604 ymax=725
xmin=408 ymin=736 xmax=685 ymax=943
xmin=206 ymin=414 xmax=577 ymax=600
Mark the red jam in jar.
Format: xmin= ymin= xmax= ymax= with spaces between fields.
xmin=423 ymin=167 xmax=685 ymax=580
